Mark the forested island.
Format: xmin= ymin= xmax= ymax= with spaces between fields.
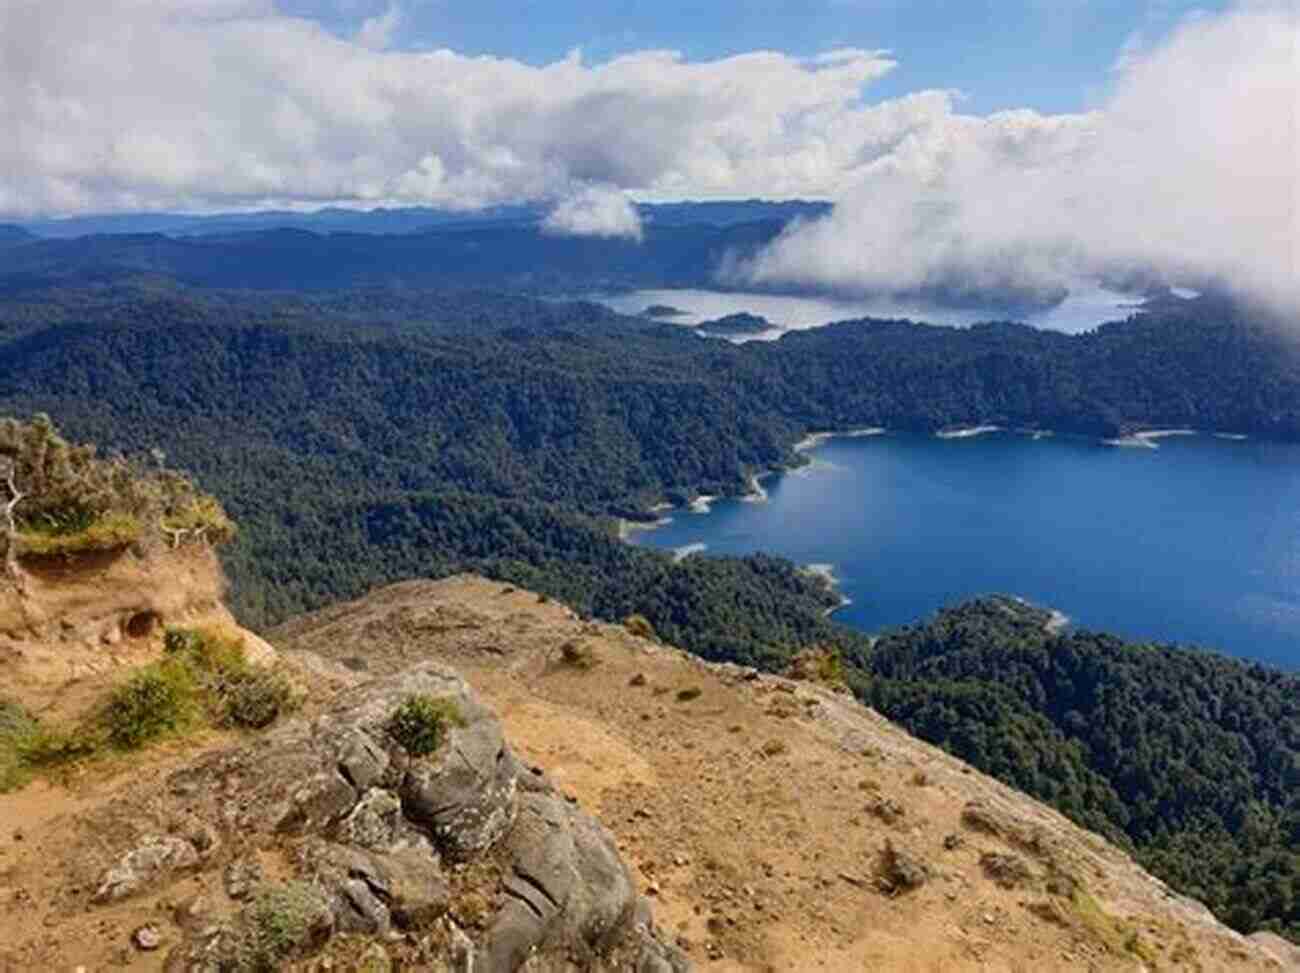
xmin=0 ymin=237 xmax=1297 ymax=942
xmin=642 ymin=304 xmax=690 ymax=319
xmin=696 ymin=311 xmax=776 ymax=335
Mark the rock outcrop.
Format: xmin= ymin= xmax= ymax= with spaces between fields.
xmin=126 ymin=662 xmax=687 ymax=972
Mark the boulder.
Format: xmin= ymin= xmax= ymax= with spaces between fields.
xmin=482 ymin=760 xmax=646 ymax=969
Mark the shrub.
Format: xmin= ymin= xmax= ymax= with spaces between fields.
xmin=177 ymin=627 xmax=247 ymax=673
xmin=675 ymin=687 xmax=703 ymax=702
xmin=879 ymin=839 xmax=929 ymax=894
xmin=166 ymin=627 xmax=296 ymax=729
xmin=164 ymin=627 xmax=205 ymax=655
xmin=105 ymin=660 xmax=196 ymax=749
xmin=1 ymin=699 xmax=100 ymax=789
xmin=0 ymin=414 xmax=235 ymax=561
xmin=0 ymin=700 xmax=36 ymax=792
xmin=226 ymin=882 xmax=333 ymax=972
xmin=224 ymin=669 xmax=295 ymax=729
xmin=559 ymin=639 xmax=597 ymax=670
xmin=623 ymin=614 xmax=656 ymax=641
xmin=387 ymin=695 xmax=464 ymax=756
xmin=784 ymin=646 xmax=849 ymax=692
xmin=16 ymin=725 xmax=98 ymax=767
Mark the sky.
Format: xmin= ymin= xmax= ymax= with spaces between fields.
xmin=1 ymin=0 xmax=1295 ymax=312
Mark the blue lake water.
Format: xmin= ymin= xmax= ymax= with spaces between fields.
xmin=627 ymin=432 xmax=1300 ymax=669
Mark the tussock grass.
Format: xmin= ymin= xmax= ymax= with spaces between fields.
xmin=0 ymin=627 xmax=296 ymax=791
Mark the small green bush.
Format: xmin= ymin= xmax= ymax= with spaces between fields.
xmin=17 ymin=725 xmax=98 ymax=767
xmin=1 ymin=699 xmax=100 ymax=790
xmin=227 ymin=881 xmax=332 ymax=972
xmin=224 ymin=669 xmax=295 ymax=729
xmin=164 ymin=627 xmax=205 ymax=655
xmin=165 ymin=626 xmax=296 ymax=729
xmin=676 ymin=687 xmax=703 ymax=702
xmin=0 ymin=699 xmax=32 ymax=738
xmin=559 ymin=639 xmax=597 ymax=670
xmin=784 ymin=646 xmax=848 ymax=691
xmin=0 ymin=700 xmax=37 ymax=792
xmin=387 ymin=695 xmax=464 ymax=756
xmin=623 ymin=614 xmax=657 ymax=641
xmin=105 ymin=660 xmax=195 ymax=749
xmin=180 ymin=628 xmax=247 ymax=674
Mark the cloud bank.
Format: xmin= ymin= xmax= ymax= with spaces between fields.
xmin=0 ymin=0 xmax=892 ymax=215
xmin=747 ymin=4 xmax=1299 ymax=313
xmin=0 ymin=0 xmax=1294 ymax=310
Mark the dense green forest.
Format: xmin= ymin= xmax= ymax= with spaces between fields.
xmin=0 ymin=265 xmax=1297 ymax=942
xmin=854 ymin=598 xmax=1300 ymax=942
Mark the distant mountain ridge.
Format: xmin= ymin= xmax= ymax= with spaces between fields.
xmin=0 ymin=214 xmax=1078 ymax=313
xmin=14 ymin=199 xmax=832 ymax=239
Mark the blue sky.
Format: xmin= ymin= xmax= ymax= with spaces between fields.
xmin=278 ymin=0 xmax=1229 ymax=114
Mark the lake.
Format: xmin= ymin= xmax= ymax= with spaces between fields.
xmin=626 ymin=431 xmax=1300 ymax=669
xmin=596 ymin=284 xmax=1146 ymax=336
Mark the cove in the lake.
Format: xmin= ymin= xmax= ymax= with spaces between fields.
xmin=627 ymin=432 xmax=1300 ymax=670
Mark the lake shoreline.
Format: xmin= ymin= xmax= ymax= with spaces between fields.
xmin=616 ymin=426 xmax=1300 ymax=669
xmin=618 ymin=425 xmax=1258 ymax=540
xmin=801 ymin=562 xmax=853 ymax=616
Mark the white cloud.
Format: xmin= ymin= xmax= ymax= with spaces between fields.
xmin=0 ymin=1 xmax=892 ymax=215
xmin=543 ymin=185 xmax=643 ymax=240
xmin=746 ymin=3 xmax=1300 ymax=313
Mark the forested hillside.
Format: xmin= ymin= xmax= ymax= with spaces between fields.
xmin=856 ymin=598 xmax=1300 ymax=942
xmin=2 ymin=281 xmax=1298 ymax=626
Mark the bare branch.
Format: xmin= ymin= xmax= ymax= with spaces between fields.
xmin=1 ymin=457 xmax=25 ymax=585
